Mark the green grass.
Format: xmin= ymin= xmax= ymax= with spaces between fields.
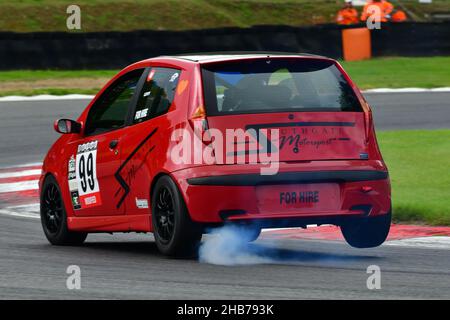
xmin=377 ymin=130 xmax=450 ymax=226
xmin=4 ymin=57 xmax=450 ymax=88
xmin=1 ymin=0 xmax=450 ymax=32
xmin=0 ymin=70 xmax=117 ymax=82
xmin=0 ymin=70 xmax=117 ymax=97
xmin=0 ymin=88 xmax=99 ymax=97
xmin=1 ymin=57 xmax=449 ymax=97
xmin=341 ymin=57 xmax=450 ymax=89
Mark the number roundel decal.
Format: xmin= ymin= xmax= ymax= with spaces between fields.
xmin=68 ymin=141 xmax=102 ymax=210
xmin=78 ymin=151 xmax=96 ymax=193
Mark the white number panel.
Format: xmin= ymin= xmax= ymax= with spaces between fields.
xmin=68 ymin=140 xmax=102 ymax=210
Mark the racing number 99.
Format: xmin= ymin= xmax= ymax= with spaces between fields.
xmin=78 ymin=153 xmax=95 ymax=193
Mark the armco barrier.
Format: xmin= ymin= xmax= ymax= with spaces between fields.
xmin=370 ymin=22 xmax=450 ymax=57
xmin=0 ymin=22 xmax=448 ymax=70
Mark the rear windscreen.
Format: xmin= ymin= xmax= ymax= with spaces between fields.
xmin=201 ymin=58 xmax=362 ymax=115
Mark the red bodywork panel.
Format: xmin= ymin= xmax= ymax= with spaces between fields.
xmin=40 ymin=54 xmax=390 ymax=233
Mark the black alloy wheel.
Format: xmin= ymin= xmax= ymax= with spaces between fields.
xmin=40 ymin=175 xmax=87 ymax=246
xmin=41 ymin=182 xmax=63 ymax=235
xmin=151 ymin=175 xmax=202 ymax=257
xmin=154 ymin=186 xmax=176 ymax=244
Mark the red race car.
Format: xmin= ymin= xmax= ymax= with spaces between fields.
xmin=40 ymin=53 xmax=391 ymax=256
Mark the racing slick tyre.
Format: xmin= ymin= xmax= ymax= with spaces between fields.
xmin=341 ymin=211 xmax=391 ymax=248
xmin=152 ymin=176 xmax=202 ymax=257
xmin=40 ymin=175 xmax=88 ymax=246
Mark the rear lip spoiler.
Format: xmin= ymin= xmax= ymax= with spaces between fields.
xmin=245 ymin=121 xmax=356 ymax=130
xmin=187 ymin=170 xmax=388 ymax=186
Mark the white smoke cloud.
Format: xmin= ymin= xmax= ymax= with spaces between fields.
xmin=198 ymin=224 xmax=273 ymax=266
xmin=198 ymin=224 xmax=370 ymax=267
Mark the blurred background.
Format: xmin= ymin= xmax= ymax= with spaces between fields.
xmin=0 ymin=0 xmax=449 ymax=226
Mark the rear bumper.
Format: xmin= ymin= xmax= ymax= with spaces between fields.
xmin=171 ymin=160 xmax=391 ymax=224
xmin=187 ymin=170 xmax=388 ymax=186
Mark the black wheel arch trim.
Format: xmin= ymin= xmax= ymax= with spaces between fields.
xmin=187 ymin=170 xmax=389 ymax=186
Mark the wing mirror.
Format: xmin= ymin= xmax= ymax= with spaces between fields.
xmin=54 ymin=119 xmax=82 ymax=134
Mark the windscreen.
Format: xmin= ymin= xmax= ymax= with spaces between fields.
xmin=201 ymin=58 xmax=362 ymax=115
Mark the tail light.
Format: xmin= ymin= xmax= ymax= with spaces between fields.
xmin=364 ymin=108 xmax=373 ymax=144
xmin=189 ymin=104 xmax=212 ymax=145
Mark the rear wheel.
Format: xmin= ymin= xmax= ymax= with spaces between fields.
xmin=341 ymin=211 xmax=391 ymax=248
xmin=40 ymin=175 xmax=87 ymax=245
xmin=152 ymin=176 xmax=202 ymax=257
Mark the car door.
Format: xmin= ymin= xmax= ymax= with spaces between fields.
xmin=67 ymin=68 xmax=146 ymax=217
xmin=117 ymin=67 xmax=183 ymax=217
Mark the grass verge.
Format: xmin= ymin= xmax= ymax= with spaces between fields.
xmin=3 ymin=0 xmax=450 ymax=32
xmin=0 ymin=70 xmax=117 ymax=82
xmin=0 ymin=88 xmax=99 ymax=97
xmin=0 ymin=70 xmax=116 ymax=97
xmin=377 ymin=130 xmax=450 ymax=226
xmin=341 ymin=57 xmax=450 ymax=89
xmin=1 ymin=57 xmax=450 ymax=96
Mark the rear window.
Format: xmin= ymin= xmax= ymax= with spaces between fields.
xmin=201 ymin=58 xmax=362 ymax=115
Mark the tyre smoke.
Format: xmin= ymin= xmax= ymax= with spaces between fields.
xmin=198 ymin=224 xmax=273 ymax=266
xmin=198 ymin=224 xmax=373 ymax=266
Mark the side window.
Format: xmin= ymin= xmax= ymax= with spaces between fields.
xmin=85 ymin=69 xmax=144 ymax=136
xmin=133 ymin=67 xmax=181 ymax=124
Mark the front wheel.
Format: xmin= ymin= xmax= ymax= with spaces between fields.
xmin=151 ymin=176 xmax=202 ymax=257
xmin=341 ymin=211 xmax=391 ymax=248
xmin=40 ymin=175 xmax=87 ymax=246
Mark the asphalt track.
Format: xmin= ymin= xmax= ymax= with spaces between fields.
xmin=0 ymin=92 xmax=449 ymax=299
xmin=0 ymin=213 xmax=449 ymax=299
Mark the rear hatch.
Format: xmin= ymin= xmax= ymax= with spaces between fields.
xmin=207 ymin=112 xmax=366 ymax=162
xmin=200 ymin=57 xmax=367 ymax=164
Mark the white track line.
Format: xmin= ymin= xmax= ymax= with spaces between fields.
xmin=364 ymin=88 xmax=450 ymax=93
xmin=0 ymin=180 xmax=39 ymax=193
xmin=1 ymin=88 xmax=450 ymax=102
xmin=385 ymin=236 xmax=450 ymax=250
xmin=262 ymin=225 xmax=333 ymax=232
xmin=0 ymin=203 xmax=40 ymax=219
xmin=0 ymin=209 xmax=40 ymax=219
xmin=0 ymin=169 xmax=42 ymax=179
xmin=0 ymin=162 xmax=42 ymax=169
xmin=7 ymin=203 xmax=40 ymax=212
xmin=0 ymin=94 xmax=94 ymax=102
xmin=10 ymin=203 xmax=40 ymax=209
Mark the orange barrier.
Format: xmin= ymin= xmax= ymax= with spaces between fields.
xmin=342 ymin=28 xmax=372 ymax=61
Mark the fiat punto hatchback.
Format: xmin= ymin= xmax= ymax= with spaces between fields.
xmin=40 ymin=53 xmax=391 ymax=256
